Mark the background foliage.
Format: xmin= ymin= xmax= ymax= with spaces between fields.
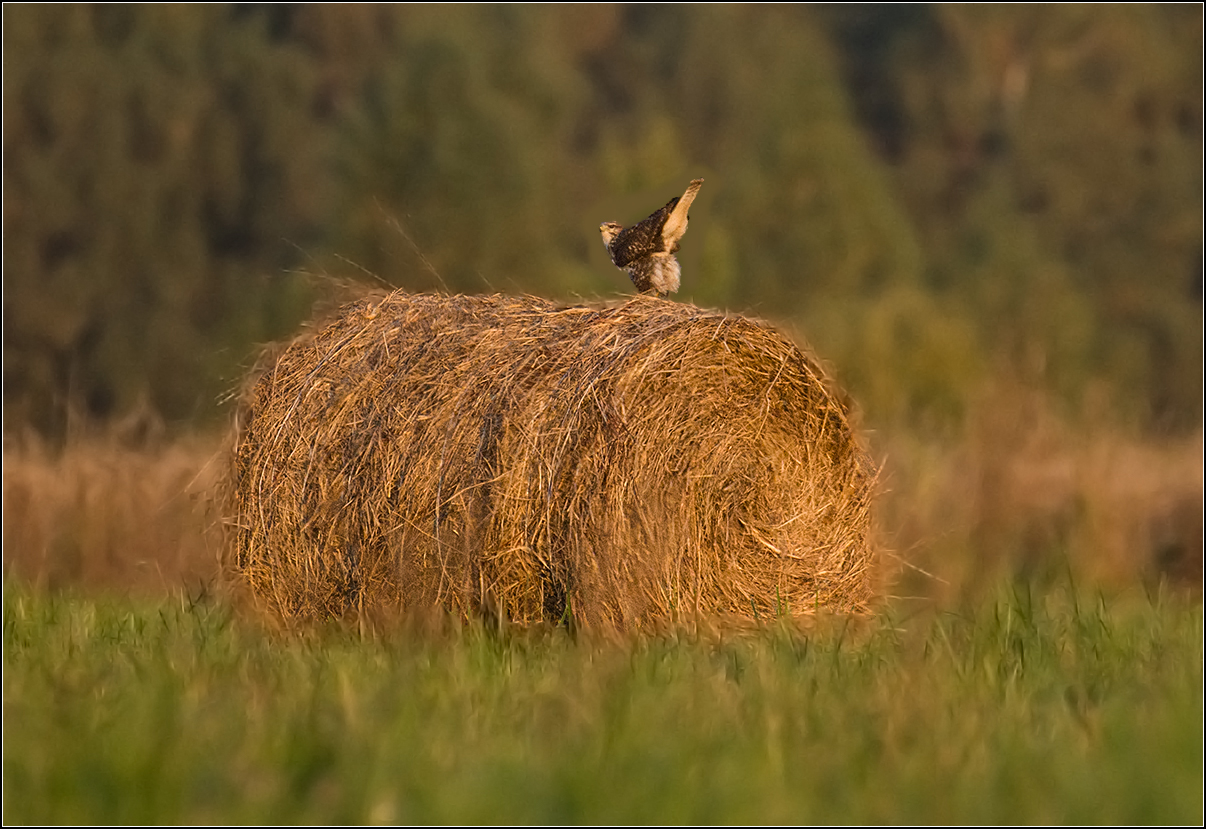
xmin=4 ymin=4 xmax=1201 ymax=438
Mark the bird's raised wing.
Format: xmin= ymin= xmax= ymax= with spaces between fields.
xmin=660 ymin=179 xmax=703 ymax=251
xmin=608 ymin=197 xmax=679 ymax=268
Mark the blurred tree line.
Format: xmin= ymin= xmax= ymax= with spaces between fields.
xmin=4 ymin=4 xmax=1201 ymax=440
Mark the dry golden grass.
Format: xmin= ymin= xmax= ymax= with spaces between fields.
xmin=222 ymin=290 xmax=877 ymax=629
xmin=2 ymin=433 xmax=223 ymax=593
xmin=879 ymin=380 xmax=1203 ymax=599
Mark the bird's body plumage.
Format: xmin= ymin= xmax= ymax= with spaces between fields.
xmin=601 ymin=179 xmax=703 ymax=297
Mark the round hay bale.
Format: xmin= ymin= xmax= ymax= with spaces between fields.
xmin=222 ymin=290 xmax=876 ymax=629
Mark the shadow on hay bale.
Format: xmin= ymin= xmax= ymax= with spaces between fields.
xmin=222 ymin=290 xmax=876 ymax=629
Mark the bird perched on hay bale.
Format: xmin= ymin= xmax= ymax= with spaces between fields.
xmin=601 ymin=179 xmax=704 ymax=297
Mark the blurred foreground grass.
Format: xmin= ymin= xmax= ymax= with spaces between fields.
xmin=4 ymin=579 xmax=1201 ymax=825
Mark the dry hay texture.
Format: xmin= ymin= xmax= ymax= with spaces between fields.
xmin=223 ymin=290 xmax=876 ymax=629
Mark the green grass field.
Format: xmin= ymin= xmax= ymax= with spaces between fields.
xmin=4 ymin=579 xmax=1200 ymax=825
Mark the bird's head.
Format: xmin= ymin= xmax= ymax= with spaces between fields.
xmin=599 ymin=221 xmax=623 ymax=247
